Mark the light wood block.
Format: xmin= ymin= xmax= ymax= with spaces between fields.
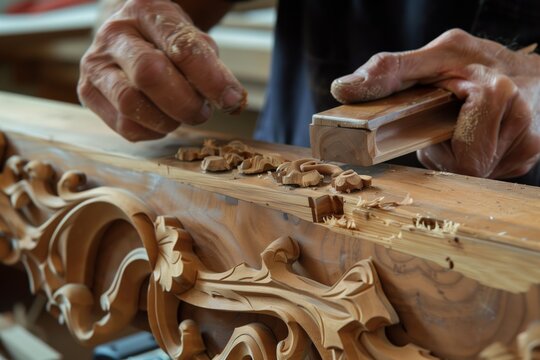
xmin=311 ymin=86 xmax=460 ymax=165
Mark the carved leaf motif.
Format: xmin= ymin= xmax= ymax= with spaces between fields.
xmin=165 ymin=237 xmax=401 ymax=359
xmin=155 ymin=217 xmax=183 ymax=292
xmin=154 ymin=216 xmax=197 ymax=294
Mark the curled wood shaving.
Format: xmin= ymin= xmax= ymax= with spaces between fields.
xmin=323 ymin=215 xmax=357 ymax=230
xmin=176 ymin=139 xmax=255 ymax=163
xmin=224 ymin=153 xmax=244 ymax=168
xmin=356 ymin=193 xmax=413 ymax=210
xmin=331 ymin=170 xmax=372 ymax=193
xmin=219 ymin=140 xmax=258 ymax=158
xmin=274 ymin=159 xmax=348 ymax=188
xmin=299 ymin=160 xmax=343 ymax=177
xmin=283 ymin=169 xmax=323 ymax=187
xmin=238 ymin=154 xmax=283 ymax=175
xmin=274 ymin=159 xmax=324 ymax=187
xmin=201 ymin=156 xmax=229 ymax=172
xmin=175 ymin=147 xmax=204 ymax=161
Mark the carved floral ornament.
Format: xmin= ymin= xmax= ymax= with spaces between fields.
xmin=0 ymin=134 xmax=537 ymax=359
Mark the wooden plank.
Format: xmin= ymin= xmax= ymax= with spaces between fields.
xmin=5 ymin=132 xmax=540 ymax=359
xmin=0 ymin=91 xmax=539 ymax=294
xmin=310 ymin=86 xmax=461 ymax=165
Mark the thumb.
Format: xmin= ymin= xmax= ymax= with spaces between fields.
xmin=330 ymin=52 xmax=418 ymax=104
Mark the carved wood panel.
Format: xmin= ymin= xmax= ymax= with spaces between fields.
xmin=0 ymin=133 xmax=538 ymax=359
xmin=0 ymin=150 xmax=437 ymax=358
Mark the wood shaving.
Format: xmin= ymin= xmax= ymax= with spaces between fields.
xmin=201 ymin=156 xmax=229 ymax=172
xmin=331 ymin=169 xmax=366 ymax=193
xmin=323 ymin=215 xmax=357 ymax=230
xmin=356 ymin=193 xmax=413 ymax=210
xmin=383 ymin=231 xmax=403 ymax=242
xmin=412 ymin=217 xmax=460 ymax=235
xmin=238 ymin=154 xmax=283 ymax=175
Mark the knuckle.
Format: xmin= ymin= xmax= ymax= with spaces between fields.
xmin=367 ymin=52 xmax=398 ymax=72
xmin=166 ymin=25 xmax=209 ymax=65
xmin=432 ymin=28 xmax=472 ymax=51
xmin=77 ymin=80 xmax=94 ymax=103
xmin=490 ymin=74 xmax=517 ymax=97
xmin=116 ymin=86 xmax=140 ymax=116
xmin=96 ymin=19 xmax=125 ymax=44
xmin=131 ymin=52 xmax=168 ymax=89
xmin=440 ymin=28 xmax=470 ymax=44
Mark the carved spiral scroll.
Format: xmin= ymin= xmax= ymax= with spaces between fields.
xmin=0 ymin=155 xmax=160 ymax=345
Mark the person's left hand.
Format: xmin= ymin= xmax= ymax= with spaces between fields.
xmin=330 ymin=29 xmax=540 ymax=179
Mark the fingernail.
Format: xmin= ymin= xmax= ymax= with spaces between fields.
xmin=221 ymin=86 xmax=245 ymax=111
xmin=200 ymin=100 xmax=212 ymax=119
xmin=335 ymin=73 xmax=365 ymax=86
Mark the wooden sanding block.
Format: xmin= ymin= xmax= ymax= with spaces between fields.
xmin=310 ymin=86 xmax=461 ymax=166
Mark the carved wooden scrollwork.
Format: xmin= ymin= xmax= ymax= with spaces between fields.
xmin=0 ymin=155 xmax=159 ymax=345
xmin=0 ymin=150 xmax=463 ymax=359
xmin=146 ymin=221 xmax=437 ymax=359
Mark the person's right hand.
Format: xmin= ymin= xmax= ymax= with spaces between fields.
xmin=78 ymin=0 xmax=246 ymax=141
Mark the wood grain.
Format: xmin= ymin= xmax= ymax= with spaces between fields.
xmin=0 ymin=92 xmax=539 ymax=293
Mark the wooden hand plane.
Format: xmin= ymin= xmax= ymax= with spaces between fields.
xmin=310 ymin=86 xmax=461 ymax=166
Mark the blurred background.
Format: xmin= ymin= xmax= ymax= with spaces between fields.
xmin=0 ymin=1 xmax=275 ymax=358
xmin=0 ymin=0 xmax=276 ymax=138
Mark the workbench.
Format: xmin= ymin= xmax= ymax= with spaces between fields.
xmin=0 ymin=92 xmax=538 ymax=359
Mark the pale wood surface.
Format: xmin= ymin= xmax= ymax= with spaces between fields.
xmin=0 ymin=91 xmax=538 ymax=292
xmin=1 ymin=91 xmax=540 ymax=359
xmin=312 ymin=87 xmax=456 ymax=130
xmin=310 ymin=86 xmax=461 ymax=165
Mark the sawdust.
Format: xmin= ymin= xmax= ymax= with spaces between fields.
xmin=167 ymin=24 xmax=214 ymax=58
xmin=454 ymin=104 xmax=488 ymax=145
xmin=425 ymin=170 xmax=454 ymax=176
xmin=330 ymin=80 xmax=385 ymax=103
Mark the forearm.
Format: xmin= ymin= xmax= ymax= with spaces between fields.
xmin=97 ymin=0 xmax=233 ymax=31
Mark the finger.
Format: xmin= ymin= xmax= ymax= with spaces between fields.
xmin=90 ymin=64 xmax=180 ymax=135
xmin=417 ymin=142 xmax=456 ymax=172
xmin=488 ymin=87 xmax=540 ymax=178
xmin=434 ymin=65 xmax=517 ymax=177
xmin=106 ymin=28 xmax=213 ymax=125
xmin=133 ymin=1 xmax=247 ymax=113
xmin=490 ymin=125 xmax=540 ymax=179
xmin=331 ymin=29 xmax=511 ymax=103
xmin=78 ymin=79 xmax=164 ymax=141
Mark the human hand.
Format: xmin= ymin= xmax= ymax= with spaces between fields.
xmin=78 ymin=0 xmax=246 ymax=141
xmin=331 ymin=29 xmax=540 ymax=179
